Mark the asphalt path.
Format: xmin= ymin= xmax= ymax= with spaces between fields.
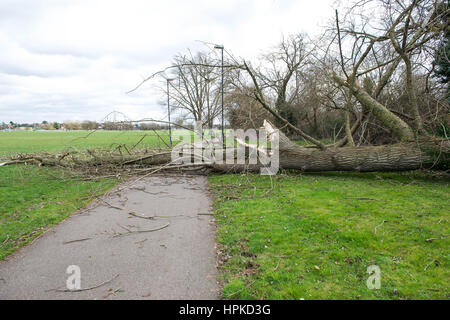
xmin=0 ymin=175 xmax=218 ymax=299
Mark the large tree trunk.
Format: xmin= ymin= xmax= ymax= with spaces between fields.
xmin=212 ymin=121 xmax=449 ymax=173
xmin=212 ymin=139 xmax=447 ymax=173
xmin=277 ymin=142 xmax=443 ymax=172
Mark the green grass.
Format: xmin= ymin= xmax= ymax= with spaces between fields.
xmin=209 ymin=171 xmax=450 ymax=300
xmin=0 ymin=130 xmax=169 ymax=259
xmin=0 ymin=165 xmax=119 ymax=260
xmin=0 ymin=130 xmax=174 ymax=156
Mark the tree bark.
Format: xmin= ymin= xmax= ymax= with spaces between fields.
xmin=213 ymin=121 xmax=448 ymax=173
xmin=277 ymin=141 xmax=444 ymax=172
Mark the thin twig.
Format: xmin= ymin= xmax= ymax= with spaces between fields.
xmin=47 ymin=274 xmax=119 ymax=293
xmin=345 ymin=197 xmax=380 ymax=201
xmin=112 ymin=223 xmax=170 ymax=238
xmin=99 ymin=199 xmax=123 ymax=210
xmin=1 ymin=235 xmax=10 ymax=247
xmin=128 ymin=211 xmax=155 ymax=220
xmin=63 ymin=238 xmax=92 ymax=245
xmin=425 ymin=236 xmax=449 ymax=242
xmin=115 ymin=221 xmax=133 ymax=232
xmin=424 ymin=260 xmax=438 ymax=271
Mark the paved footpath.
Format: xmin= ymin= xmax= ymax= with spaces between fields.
xmin=0 ymin=175 xmax=219 ymax=299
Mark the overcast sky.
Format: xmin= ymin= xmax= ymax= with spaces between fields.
xmin=0 ymin=0 xmax=335 ymax=124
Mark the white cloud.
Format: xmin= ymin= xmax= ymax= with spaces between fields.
xmin=0 ymin=0 xmax=335 ymax=123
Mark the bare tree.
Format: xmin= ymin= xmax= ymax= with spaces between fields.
xmin=225 ymin=85 xmax=273 ymax=129
xmin=331 ymin=0 xmax=448 ymax=140
xmin=164 ymin=51 xmax=224 ymax=128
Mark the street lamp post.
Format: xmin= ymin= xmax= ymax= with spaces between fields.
xmin=205 ymin=77 xmax=211 ymax=129
xmin=214 ymin=44 xmax=224 ymax=145
xmin=166 ymin=78 xmax=175 ymax=147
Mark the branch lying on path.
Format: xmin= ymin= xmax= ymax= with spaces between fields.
xmin=112 ymin=223 xmax=170 ymax=238
xmin=128 ymin=211 xmax=155 ymax=220
xmin=99 ymin=199 xmax=123 ymax=210
xmin=115 ymin=221 xmax=133 ymax=233
xmin=128 ymin=211 xmax=188 ymax=220
xmin=130 ymin=187 xmax=169 ymax=195
xmin=46 ymin=274 xmax=119 ymax=293
xmin=63 ymin=238 xmax=92 ymax=245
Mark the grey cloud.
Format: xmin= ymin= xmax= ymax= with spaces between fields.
xmin=0 ymin=0 xmax=333 ymax=124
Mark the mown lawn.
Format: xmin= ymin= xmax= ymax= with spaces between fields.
xmin=0 ymin=165 xmax=119 ymax=260
xmin=0 ymin=130 xmax=173 ymax=156
xmin=209 ymin=171 xmax=449 ymax=300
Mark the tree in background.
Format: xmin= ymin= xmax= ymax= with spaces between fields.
xmin=39 ymin=122 xmax=54 ymax=130
xmin=63 ymin=121 xmax=81 ymax=130
xmin=103 ymin=121 xmax=133 ymax=130
xmin=225 ymin=86 xmax=273 ymax=129
xmin=164 ymin=51 xmax=225 ymax=128
xmin=81 ymin=121 xmax=99 ymax=130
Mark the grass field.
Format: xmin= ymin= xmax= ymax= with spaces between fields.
xmin=210 ymin=171 xmax=449 ymax=300
xmin=0 ymin=130 xmax=173 ymax=156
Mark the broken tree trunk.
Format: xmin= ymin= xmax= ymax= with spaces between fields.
xmin=213 ymin=120 xmax=449 ymax=173
xmin=2 ymin=121 xmax=448 ymax=174
xmin=276 ymin=140 xmax=447 ymax=172
xmin=282 ymin=120 xmax=449 ymax=171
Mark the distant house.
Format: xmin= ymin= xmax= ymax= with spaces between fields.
xmin=16 ymin=127 xmax=33 ymax=131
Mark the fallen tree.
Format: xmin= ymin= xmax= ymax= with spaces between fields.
xmin=1 ymin=120 xmax=448 ymax=176
xmin=276 ymin=140 xmax=448 ymax=172
xmin=212 ymin=120 xmax=449 ymax=173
